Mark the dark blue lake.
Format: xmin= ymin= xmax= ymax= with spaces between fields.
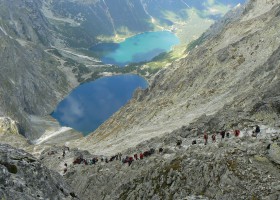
xmin=90 ymin=31 xmax=180 ymax=67
xmin=51 ymin=74 xmax=148 ymax=135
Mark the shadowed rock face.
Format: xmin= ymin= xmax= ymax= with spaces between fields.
xmin=0 ymin=144 xmax=77 ymax=200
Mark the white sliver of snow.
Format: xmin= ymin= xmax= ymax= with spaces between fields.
xmin=34 ymin=127 xmax=73 ymax=144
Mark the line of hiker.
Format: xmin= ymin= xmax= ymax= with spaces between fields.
xmin=201 ymin=125 xmax=260 ymax=145
xmin=61 ymin=125 xmax=261 ymax=174
xmin=71 ymin=147 xmax=162 ymax=168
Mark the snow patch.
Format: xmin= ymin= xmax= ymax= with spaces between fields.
xmin=34 ymin=127 xmax=73 ymax=145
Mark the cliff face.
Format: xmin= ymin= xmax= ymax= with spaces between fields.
xmin=0 ymin=0 xmax=72 ymax=140
xmin=71 ymin=0 xmax=280 ymax=155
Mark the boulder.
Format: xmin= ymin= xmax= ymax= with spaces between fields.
xmin=268 ymin=143 xmax=280 ymax=165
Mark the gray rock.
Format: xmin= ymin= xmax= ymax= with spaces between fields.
xmin=268 ymin=143 xmax=280 ymax=164
xmin=0 ymin=144 xmax=77 ymax=200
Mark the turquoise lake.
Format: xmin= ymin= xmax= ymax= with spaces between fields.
xmin=90 ymin=31 xmax=180 ymax=67
xmin=51 ymin=74 xmax=148 ymax=135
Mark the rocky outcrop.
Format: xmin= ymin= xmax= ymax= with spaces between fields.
xmin=268 ymin=143 xmax=280 ymax=165
xmin=0 ymin=117 xmax=31 ymax=150
xmin=0 ymin=144 xmax=78 ymax=199
xmin=0 ymin=117 xmax=21 ymax=135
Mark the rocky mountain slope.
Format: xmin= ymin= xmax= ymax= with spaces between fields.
xmin=1 ymin=0 xmax=280 ymax=199
xmin=70 ymin=0 xmax=280 ymax=156
xmin=0 ymin=144 xmax=78 ymax=199
xmin=40 ymin=125 xmax=280 ymax=200
xmin=35 ymin=1 xmax=280 ymax=199
xmin=0 ymin=0 xmax=100 ymax=140
xmin=0 ymin=0 xmax=74 ymax=140
xmin=0 ymin=0 xmax=243 ymax=141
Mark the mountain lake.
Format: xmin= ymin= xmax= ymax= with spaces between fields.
xmin=51 ymin=74 xmax=148 ymax=135
xmin=90 ymin=31 xmax=180 ymax=67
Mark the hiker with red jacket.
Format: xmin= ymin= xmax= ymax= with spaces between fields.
xmin=140 ymin=153 xmax=144 ymax=159
xmin=234 ymin=130 xmax=240 ymax=137
xmin=204 ymin=132 xmax=208 ymax=145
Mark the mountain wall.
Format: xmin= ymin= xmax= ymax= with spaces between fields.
xmin=0 ymin=0 xmax=73 ymax=140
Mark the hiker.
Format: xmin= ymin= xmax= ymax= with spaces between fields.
xmin=150 ymin=148 xmax=155 ymax=155
xmin=204 ymin=132 xmax=208 ymax=145
xmin=118 ymin=153 xmax=122 ymax=161
xmin=62 ymin=150 xmax=65 ymax=158
xmin=140 ymin=153 xmax=144 ymax=159
xmin=159 ymin=148 xmax=163 ymax=153
xmin=144 ymin=151 xmax=149 ymax=157
xmin=192 ymin=140 xmax=197 ymax=145
xmin=134 ymin=154 xmax=138 ymax=160
xmin=73 ymin=155 xmax=83 ymax=165
xmin=256 ymin=125 xmax=260 ymax=133
xmin=226 ymin=132 xmax=230 ymax=138
xmin=220 ymin=131 xmax=226 ymax=140
xmin=123 ymin=156 xmax=129 ymax=164
xmin=109 ymin=156 xmax=114 ymax=162
xmin=254 ymin=125 xmax=261 ymax=137
xmin=234 ymin=130 xmax=240 ymax=137
xmin=177 ymin=139 xmax=182 ymax=147
xmin=128 ymin=157 xmax=134 ymax=166
xmin=212 ymin=133 xmax=216 ymax=143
